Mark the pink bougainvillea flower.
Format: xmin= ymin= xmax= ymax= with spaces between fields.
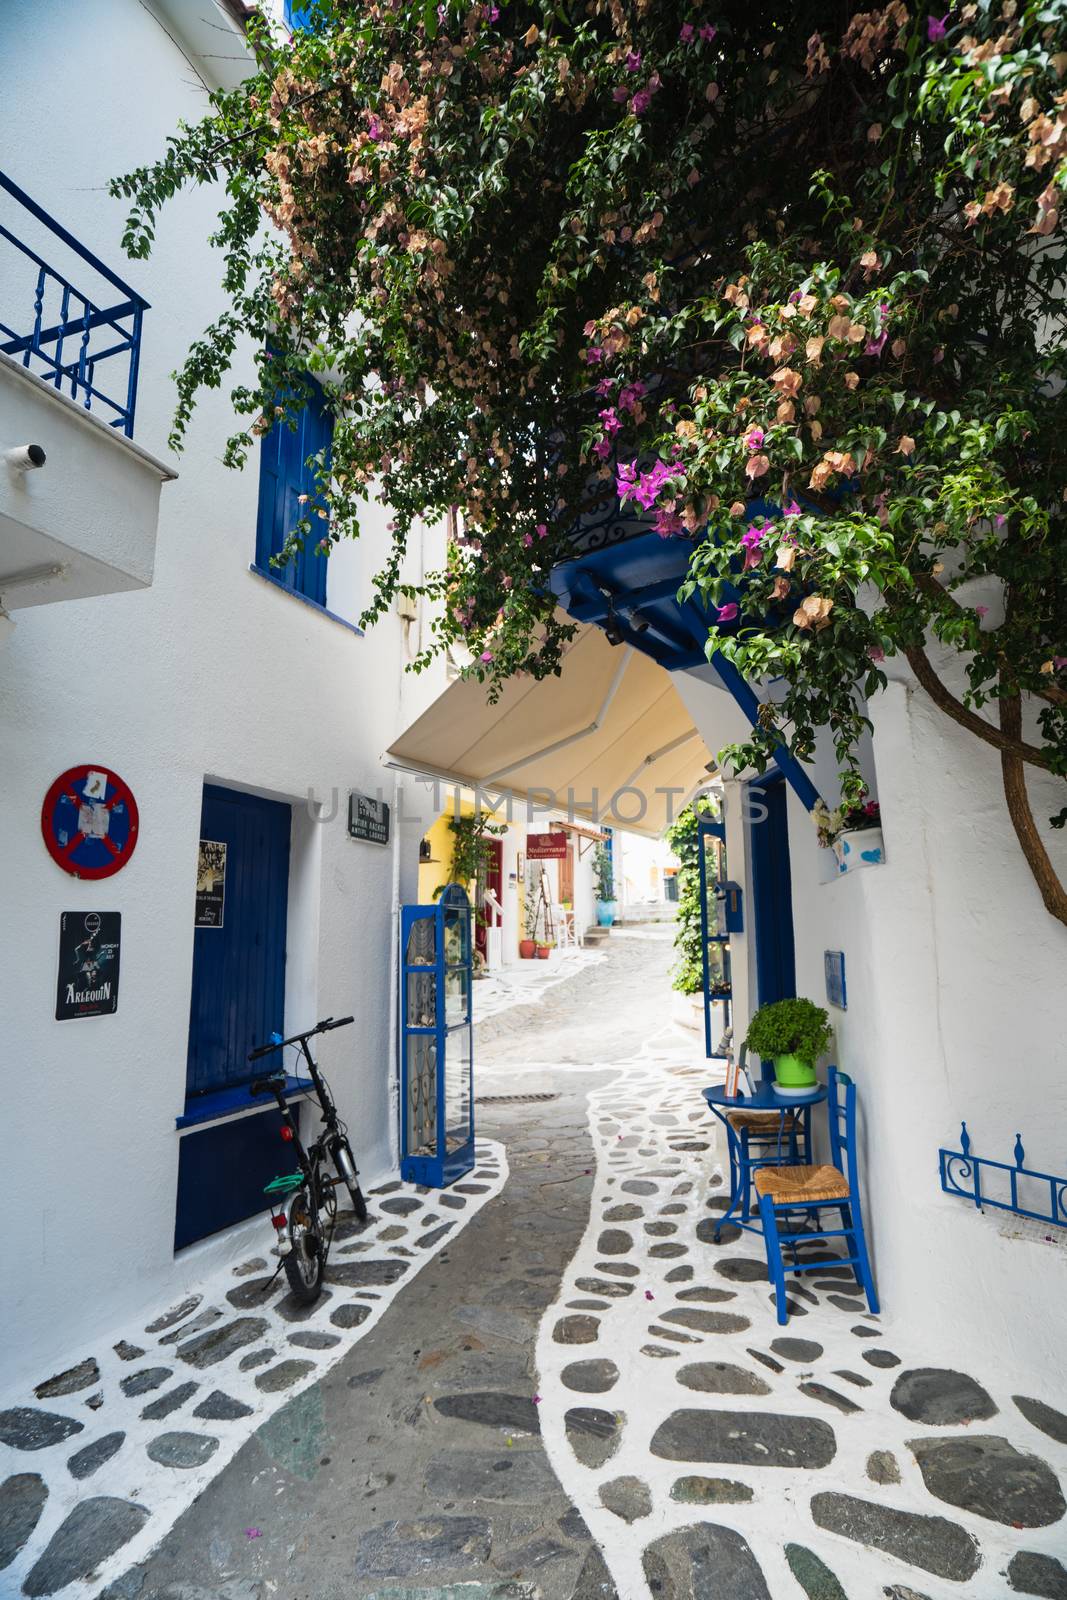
xmin=927 ymin=13 xmax=948 ymax=41
xmin=599 ymin=406 xmax=621 ymax=434
xmin=1054 ymin=656 xmax=1067 ymax=670
xmin=699 ymin=22 xmax=717 ymax=41
xmin=536 ymin=523 xmax=548 ymax=538
xmin=592 ymin=438 xmax=613 ymax=460
xmin=716 ymin=602 xmax=739 ymax=623
xmin=865 ymin=332 xmax=887 ymax=356
xmin=654 ymin=508 xmax=685 ymax=537
xmin=783 ymin=499 xmax=801 ymax=517
xmin=625 ymin=50 xmax=642 ymax=71
xmin=630 ymin=90 xmax=652 ymax=115
xmin=522 ymin=532 xmax=533 ymax=548
xmin=741 ymin=522 xmax=766 ymax=551
xmin=975 ymin=604 xmax=989 ymax=618
xmin=483 ymin=2 xmax=499 ymax=18
xmin=744 ymin=425 xmax=765 ymax=452
xmin=867 ymin=644 xmax=886 ymax=663
xmin=480 ymin=650 xmax=494 ymax=663
xmin=679 ymin=22 xmax=694 ymax=41
xmin=245 ymin=1530 xmax=262 ymax=1540
xmin=585 ymin=346 xmax=605 ymax=364
xmin=596 ymin=377 xmax=615 ymax=397
xmin=745 ymin=452 xmax=771 ymax=479
xmin=612 ymin=85 xmax=629 ymax=102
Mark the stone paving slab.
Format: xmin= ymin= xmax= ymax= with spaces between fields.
xmin=528 ymin=993 xmax=1067 ymax=1600
xmin=0 ymin=1145 xmax=506 ymax=1597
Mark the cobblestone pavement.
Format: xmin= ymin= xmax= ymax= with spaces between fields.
xmin=4 ymin=931 xmax=1065 ymax=1599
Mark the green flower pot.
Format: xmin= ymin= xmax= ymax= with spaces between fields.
xmin=773 ymin=1053 xmax=818 ymax=1089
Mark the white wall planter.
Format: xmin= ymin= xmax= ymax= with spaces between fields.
xmin=833 ymin=826 xmax=885 ymax=874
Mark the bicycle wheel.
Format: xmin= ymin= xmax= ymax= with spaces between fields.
xmin=332 ymin=1136 xmax=368 ymax=1223
xmin=283 ymin=1187 xmax=325 ymax=1303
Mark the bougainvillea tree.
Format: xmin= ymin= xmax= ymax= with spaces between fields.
xmin=112 ymin=0 xmax=1067 ymax=919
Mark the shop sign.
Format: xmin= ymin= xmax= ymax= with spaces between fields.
xmin=41 ymin=765 xmax=139 ymax=879
xmin=348 ymin=791 xmax=390 ymax=845
xmin=195 ymin=840 xmax=227 ymax=928
xmin=56 ymin=912 xmax=121 ymax=1020
xmin=526 ymin=831 xmax=568 ymax=860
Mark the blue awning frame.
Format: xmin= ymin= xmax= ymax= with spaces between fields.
xmin=548 ymin=507 xmax=822 ymax=814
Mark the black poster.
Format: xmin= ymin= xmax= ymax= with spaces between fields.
xmin=195 ymin=839 xmax=227 ymax=928
xmin=56 ymin=912 xmax=121 ymax=1020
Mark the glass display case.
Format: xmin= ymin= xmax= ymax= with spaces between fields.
xmin=399 ymin=882 xmax=475 ymax=1186
xmin=697 ymin=816 xmax=741 ymax=1059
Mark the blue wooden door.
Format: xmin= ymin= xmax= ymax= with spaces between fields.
xmin=749 ymin=774 xmax=796 ymax=1010
xmin=185 ymin=785 xmax=291 ymax=1100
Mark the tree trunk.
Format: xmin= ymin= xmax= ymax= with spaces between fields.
xmin=999 ymin=682 xmax=1067 ymax=930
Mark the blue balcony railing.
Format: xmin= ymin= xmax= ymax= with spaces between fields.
xmin=0 ymin=171 xmax=148 ymax=438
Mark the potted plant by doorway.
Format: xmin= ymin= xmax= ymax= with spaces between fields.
xmin=519 ymin=892 xmax=538 ymax=959
xmin=593 ymin=843 xmax=617 ymax=927
xmin=744 ymin=998 xmax=832 ymax=1099
xmin=535 ymin=939 xmax=553 ymax=960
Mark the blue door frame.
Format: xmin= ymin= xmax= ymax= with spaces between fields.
xmin=748 ymin=773 xmax=796 ymax=1013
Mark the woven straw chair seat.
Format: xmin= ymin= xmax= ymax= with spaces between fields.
xmin=754 ymin=1163 xmax=850 ymax=1204
xmin=726 ymin=1109 xmax=800 ymax=1135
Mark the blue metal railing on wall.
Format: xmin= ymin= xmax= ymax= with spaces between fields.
xmin=939 ymin=1122 xmax=1067 ymax=1231
xmin=0 ymin=171 xmax=149 ymax=439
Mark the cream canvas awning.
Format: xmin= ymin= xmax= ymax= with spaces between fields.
xmin=385 ymin=625 xmax=712 ymax=838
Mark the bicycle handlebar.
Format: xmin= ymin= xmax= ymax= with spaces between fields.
xmin=247 ymin=1015 xmax=355 ymax=1062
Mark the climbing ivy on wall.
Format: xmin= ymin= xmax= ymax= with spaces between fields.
xmin=664 ymin=793 xmax=719 ymax=996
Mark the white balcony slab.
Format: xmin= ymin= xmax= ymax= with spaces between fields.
xmin=0 ymin=349 xmax=175 ymax=609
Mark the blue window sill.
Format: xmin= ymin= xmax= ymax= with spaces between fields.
xmin=176 ymin=1075 xmax=314 ymax=1130
xmin=249 ymin=564 xmax=363 ymax=636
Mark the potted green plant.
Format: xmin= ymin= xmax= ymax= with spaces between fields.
xmin=813 ymin=795 xmax=884 ymax=875
xmin=535 ymin=938 xmax=554 ymax=960
xmin=519 ymin=892 xmax=538 ymax=959
xmin=593 ymin=842 xmax=616 ymax=927
xmin=744 ymin=998 xmax=832 ymax=1098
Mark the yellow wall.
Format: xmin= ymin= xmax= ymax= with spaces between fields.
xmin=417 ymin=795 xmax=508 ymax=903
xmin=417 ymin=808 xmax=459 ymax=902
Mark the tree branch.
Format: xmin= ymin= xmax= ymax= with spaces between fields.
xmin=999 ymin=680 xmax=1067 ymax=929
xmin=904 ymin=643 xmax=1053 ymax=771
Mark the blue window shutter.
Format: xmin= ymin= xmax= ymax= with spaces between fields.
xmin=255 ymin=372 xmax=331 ymax=606
xmin=284 ymin=0 xmax=321 ymax=30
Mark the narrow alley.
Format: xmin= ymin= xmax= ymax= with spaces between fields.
xmin=4 ymin=931 xmax=1055 ymax=1600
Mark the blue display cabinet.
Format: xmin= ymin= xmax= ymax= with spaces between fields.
xmin=697 ymin=816 xmax=742 ymax=1059
xmin=400 ymin=882 xmax=475 ymax=1186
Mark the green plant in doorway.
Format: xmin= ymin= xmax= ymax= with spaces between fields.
xmin=593 ymin=843 xmax=614 ymax=903
xmin=664 ymin=794 xmax=719 ymax=996
xmin=435 ymin=812 xmax=506 ymax=899
xmin=745 ymin=998 xmax=833 ymax=1089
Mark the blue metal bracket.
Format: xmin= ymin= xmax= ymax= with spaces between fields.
xmin=710 ymin=649 xmax=822 ymax=813
xmin=939 ymin=1122 xmax=1067 ymax=1229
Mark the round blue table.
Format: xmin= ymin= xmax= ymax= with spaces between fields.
xmin=703 ymin=1082 xmax=828 ymax=1238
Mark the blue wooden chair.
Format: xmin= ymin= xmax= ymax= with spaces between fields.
xmin=754 ymin=1067 xmax=878 ymax=1325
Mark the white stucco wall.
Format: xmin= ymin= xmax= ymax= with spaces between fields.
xmin=0 ymin=0 xmax=431 ymax=1390
xmin=677 ymin=657 xmax=1067 ymax=1391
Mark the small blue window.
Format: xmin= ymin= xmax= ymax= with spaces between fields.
xmin=255 ymin=374 xmax=332 ymax=607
